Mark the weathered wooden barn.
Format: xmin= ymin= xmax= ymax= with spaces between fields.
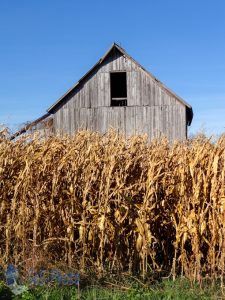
xmin=13 ymin=43 xmax=193 ymax=141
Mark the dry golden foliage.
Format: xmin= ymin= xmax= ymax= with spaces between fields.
xmin=1 ymin=130 xmax=225 ymax=284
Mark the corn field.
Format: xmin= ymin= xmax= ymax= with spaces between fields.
xmin=1 ymin=128 xmax=225 ymax=285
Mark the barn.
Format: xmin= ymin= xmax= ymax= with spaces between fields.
xmin=13 ymin=43 xmax=193 ymax=141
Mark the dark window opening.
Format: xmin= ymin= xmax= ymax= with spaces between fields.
xmin=110 ymin=72 xmax=127 ymax=106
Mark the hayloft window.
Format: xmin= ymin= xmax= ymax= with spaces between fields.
xmin=110 ymin=72 xmax=127 ymax=106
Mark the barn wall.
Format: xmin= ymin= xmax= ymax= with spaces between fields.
xmin=53 ymin=49 xmax=187 ymax=141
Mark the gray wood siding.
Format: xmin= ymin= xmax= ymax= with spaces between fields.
xmin=53 ymin=49 xmax=187 ymax=141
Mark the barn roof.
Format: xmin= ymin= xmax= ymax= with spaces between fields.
xmin=10 ymin=113 xmax=52 ymax=140
xmin=47 ymin=43 xmax=193 ymax=124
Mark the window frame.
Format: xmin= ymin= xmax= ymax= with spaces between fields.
xmin=110 ymin=71 xmax=127 ymax=107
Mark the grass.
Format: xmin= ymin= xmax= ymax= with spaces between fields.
xmin=8 ymin=278 xmax=220 ymax=300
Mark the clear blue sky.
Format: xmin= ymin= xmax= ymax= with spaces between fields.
xmin=0 ymin=0 xmax=225 ymax=135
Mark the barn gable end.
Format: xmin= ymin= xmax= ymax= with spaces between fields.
xmin=48 ymin=44 xmax=192 ymax=141
xmin=12 ymin=43 xmax=193 ymax=141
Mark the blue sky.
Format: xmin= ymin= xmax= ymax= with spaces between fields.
xmin=0 ymin=0 xmax=225 ymax=135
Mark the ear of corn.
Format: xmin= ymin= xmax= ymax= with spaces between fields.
xmin=1 ymin=130 xmax=225 ymax=285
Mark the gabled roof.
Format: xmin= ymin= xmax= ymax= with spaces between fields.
xmin=47 ymin=43 xmax=193 ymax=125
